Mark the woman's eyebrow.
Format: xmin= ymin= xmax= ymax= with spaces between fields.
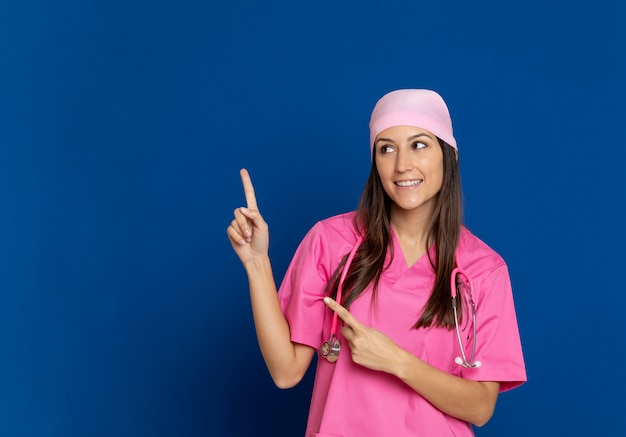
xmin=407 ymin=133 xmax=434 ymax=141
xmin=374 ymin=137 xmax=395 ymax=145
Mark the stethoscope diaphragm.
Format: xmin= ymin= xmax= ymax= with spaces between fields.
xmin=320 ymin=335 xmax=340 ymax=363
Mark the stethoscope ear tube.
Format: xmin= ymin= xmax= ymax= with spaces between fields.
xmin=451 ymin=267 xmax=481 ymax=368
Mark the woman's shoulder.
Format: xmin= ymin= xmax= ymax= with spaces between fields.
xmin=317 ymin=210 xmax=358 ymax=229
xmin=306 ymin=211 xmax=360 ymax=247
xmin=457 ymin=226 xmax=507 ymax=273
xmin=288 ymin=212 xmax=359 ymax=264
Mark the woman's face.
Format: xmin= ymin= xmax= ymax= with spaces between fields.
xmin=374 ymin=125 xmax=444 ymax=218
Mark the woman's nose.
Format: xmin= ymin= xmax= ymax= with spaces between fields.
xmin=395 ymin=149 xmax=412 ymax=172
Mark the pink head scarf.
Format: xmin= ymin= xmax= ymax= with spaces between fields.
xmin=369 ymin=89 xmax=457 ymax=155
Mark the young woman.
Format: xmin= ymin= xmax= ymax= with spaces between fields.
xmin=227 ymin=89 xmax=526 ymax=436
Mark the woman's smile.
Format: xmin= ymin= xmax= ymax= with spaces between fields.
xmin=395 ymin=179 xmax=423 ymax=188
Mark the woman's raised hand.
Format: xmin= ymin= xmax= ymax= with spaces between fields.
xmin=227 ymin=169 xmax=270 ymax=265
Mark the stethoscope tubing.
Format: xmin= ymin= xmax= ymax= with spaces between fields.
xmin=330 ymin=235 xmax=363 ymax=336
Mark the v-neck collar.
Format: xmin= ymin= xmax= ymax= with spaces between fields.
xmin=374 ymin=227 xmax=435 ymax=290
xmin=389 ymin=226 xmax=434 ymax=269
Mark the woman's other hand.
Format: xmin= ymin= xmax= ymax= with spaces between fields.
xmin=227 ymin=169 xmax=269 ymax=265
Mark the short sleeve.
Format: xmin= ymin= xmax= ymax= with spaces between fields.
xmin=463 ymin=264 xmax=527 ymax=392
xmin=277 ymin=222 xmax=333 ymax=349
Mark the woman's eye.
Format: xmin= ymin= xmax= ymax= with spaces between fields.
xmin=413 ymin=141 xmax=427 ymax=150
xmin=380 ymin=145 xmax=394 ymax=154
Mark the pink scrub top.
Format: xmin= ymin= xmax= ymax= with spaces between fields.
xmin=278 ymin=212 xmax=527 ymax=437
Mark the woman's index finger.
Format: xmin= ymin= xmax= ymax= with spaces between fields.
xmin=239 ymin=168 xmax=258 ymax=209
xmin=324 ymin=297 xmax=362 ymax=329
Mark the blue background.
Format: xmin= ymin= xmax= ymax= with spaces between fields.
xmin=1 ymin=0 xmax=624 ymax=435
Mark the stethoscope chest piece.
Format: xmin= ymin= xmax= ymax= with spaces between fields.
xmin=320 ymin=334 xmax=341 ymax=363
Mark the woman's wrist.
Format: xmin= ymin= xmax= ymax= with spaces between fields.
xmin=390 ymin=347 xmax=422 ymax=381
xmin=243 ymin=254 xmax=272 ymax=275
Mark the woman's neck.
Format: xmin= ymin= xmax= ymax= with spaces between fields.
xmin=389 ymin=206 xmax=432 ymax=257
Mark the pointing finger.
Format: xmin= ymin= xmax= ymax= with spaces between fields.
xmin=323 ymin=297 xmax=362 ymax=330
xmin=240 ymin=168 xmax=258 ymax=210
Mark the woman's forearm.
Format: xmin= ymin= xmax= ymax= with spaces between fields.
xmin=244 ymin=255 xmax=314 ymax=388
xmin=391 ymin=348 xmax=499 ymax=426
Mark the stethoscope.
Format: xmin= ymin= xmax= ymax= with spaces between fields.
xmin=320 ymin=236 xmax=482 ymax=368
xmin=320 ymin=235 xmax=362 ymax=363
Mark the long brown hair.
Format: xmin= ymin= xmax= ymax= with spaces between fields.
xmin=327 ymin=139 xmax=462 ymax=329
